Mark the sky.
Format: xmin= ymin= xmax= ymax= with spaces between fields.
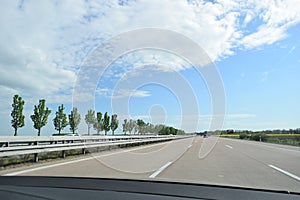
xmin=0 ymin=0 xmax=300 ymax=136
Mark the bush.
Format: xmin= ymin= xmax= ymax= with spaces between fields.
xmin=250 ymin=133 xmax=267 ymax=142
xmin=239 ymin=133 xmax=248 ymax=139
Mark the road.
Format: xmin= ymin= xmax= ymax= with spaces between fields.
xmin=1 ymin=136 xmax=300 ymax=192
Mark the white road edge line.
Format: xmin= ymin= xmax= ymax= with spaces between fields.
xmin=149 ymin=162 xmax=172 ymax=178
xmin=3 ymin=140 xmax=173 ymax=176
xmin=3 ymin=157 xmax=93 ymax=176
xmin=4 ymin=151 xmax=132 ymax=176
xmin=187 ymin=144 xmax=192 ymax=149
xmin=225 ymin=145 xmax=233 ymax=149
xmin=269 ymin=165 xmax=300 ymax=182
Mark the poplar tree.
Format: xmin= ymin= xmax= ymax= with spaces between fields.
xmin=53 ymin=104 xmax=68 ymax=134
xmin=11 ymin=94 xmax=25 ymax=136
xmin=103 ymin=112 xmax=110 ymax=135
xmin=110 ymin=114 xmax=118 ymax=135
xmin=93 ymin=112 xmax=103 ymax=135
xmin=85 ymin=109 xmax=95 ymax=135
xmin=30 ymin=99 xmax=51 ymax=136
xmin=69 ymin=107 xmax=81 ymax=134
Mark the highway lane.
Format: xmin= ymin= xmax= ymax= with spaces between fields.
xmin=0 ymin=138 xmax=194 ymax=178
xmin=1 ymin=136 xmax=300 ymax=192
xmin=157 ymin=137 xmax=300 ymax=192
xmin=219 ymin=137 xmax=300 ymax=179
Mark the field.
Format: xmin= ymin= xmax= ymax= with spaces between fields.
xmin=214 ymin=134 xmax=300 ymax=146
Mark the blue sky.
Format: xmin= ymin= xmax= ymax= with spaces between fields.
xmin=0 ymin=0 xmax=300 ymax=136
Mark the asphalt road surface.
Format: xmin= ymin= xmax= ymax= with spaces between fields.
xmin=1 ymin=136 xmax=300 ymax=192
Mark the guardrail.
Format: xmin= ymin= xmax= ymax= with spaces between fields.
xmin=0 ymin=135 xmax=189 ymax=162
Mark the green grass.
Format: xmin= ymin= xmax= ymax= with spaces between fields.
xmin=266 ymin=137 xmax=300 ymax=146
xmin=233 ymin=133 xmax=300 ymax=146
xmin=213 ymin=133 xmax=300 ymax=147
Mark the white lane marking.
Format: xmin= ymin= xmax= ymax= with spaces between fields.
xmin=187 ymin=144 xmax=192 ymax=149
xmin=225 ymin=145 xmax=233 ymax=149
xmin=149 ymin=162 xmax=172 ymax=178
xmin=3 ymin=140 xmax=173 ymax=176
xmin=269 ymin=165 xmax=300 ymax=182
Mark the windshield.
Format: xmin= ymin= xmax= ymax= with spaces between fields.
xmin=1 ymin=0 xmax=300 ymax=194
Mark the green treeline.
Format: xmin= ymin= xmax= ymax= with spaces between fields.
xmin=9 ymin=94 xmax=184 ymax=136
xmin=122 ymin=119 xmax=185 ymax=135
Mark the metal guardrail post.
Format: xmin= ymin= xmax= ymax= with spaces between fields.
xmin=61 ymin=150 xmax=66 ymax=159
xmin=34 ymin=153 xmax=39 ymax=163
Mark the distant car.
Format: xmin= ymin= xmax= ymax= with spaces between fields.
xmin=203 ymin=134 xmax=208 ymax=138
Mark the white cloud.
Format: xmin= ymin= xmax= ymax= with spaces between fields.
xmin=1 ymin=0 xmax=300 ymax=105
xmin=117 ymin=50 xmax=190 ymax=73
xmin=194 ymin=113 xmax=256 ymax=120
xmin=0 ymin=45 xmax=76 ymax=103
xmin=111 ymin=89 xmax=151 ymax=99
xmin=69 ymin=0 xmax=300 ymax=72
xmin=96 ymin=88 xmax=151 ymax=99
xmin=240 ymin=0 xmax=300 ymax=48
xmin=0 ymin=1 xmax=77 ymax=106
xmin=241 ymin=26 xmax=287 ymax=48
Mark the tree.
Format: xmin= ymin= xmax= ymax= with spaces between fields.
xmin=85 ymin=109 xmax=95 ymax=135
xmin=144 ymin=123 xmax=155 ymax=134
xmin=103 ymin=112 xmax=110 ymax=135
xmin=148 ymin=123 xmax=155 ymax=134
xmin=134 ymin=123 xmax=139 ymax=134
xmin=93 ymin=112 xmax=103 ymax=135
xmin=128 ymin=119 xmax=136 ymax=135
xmin=69 ymin=107 xmax=81 ymax=134
xmin=30 ymin=99 xmax=51 ymax=136
xmin=11 ymin=94 xmax=25 ymax=136
xmin=158 ymin=126 xmax=165 ymax=135
xmin=155 ymin=124 xmax=164 ymax=134
xmin=122 ymin=119 xmax=128 ymax=135
xmin=136 ymin=119 xmax=145 ymax=135
xmin=53 ymin=104 xmax=68 ymax=134
xmin=111 ymin=114 xmax=118 ymax=135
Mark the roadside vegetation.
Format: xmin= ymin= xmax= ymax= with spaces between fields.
xmin=2 ymin=95 xmax=186 ymax=168
xmin=9 ymin=94 xmax=184 ymax=136
xmin=11 ymin=95 xmax=25 ymax=136
xmin=201 ymin=129 xmax=300 ymax=146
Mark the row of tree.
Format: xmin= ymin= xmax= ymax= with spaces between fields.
xmin=84 ymin=109 xmax=118 ymax=135
xmin=122 ymin=119 xmax=185 ymax=135
xmin=11 ymin=94 xmax=80 ymax=136
xmin=11 ymin=95 xmax=119 ymax=136
xmin=11 ymin=94 xmax=184 ymax=136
